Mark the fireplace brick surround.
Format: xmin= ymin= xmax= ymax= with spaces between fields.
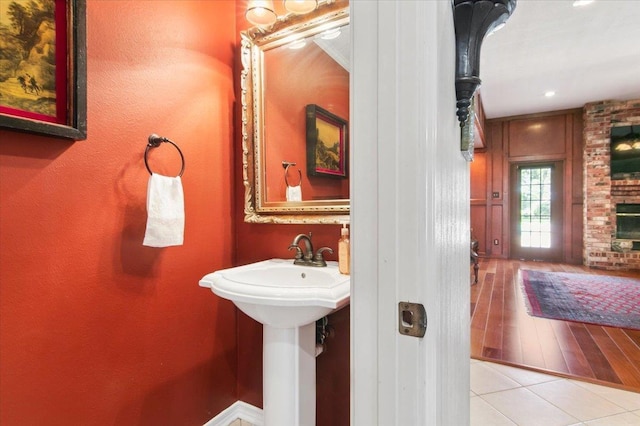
xmin=583 ymin=99 xmax=640 ymax=271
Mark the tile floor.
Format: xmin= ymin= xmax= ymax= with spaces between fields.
xmin=470 ymin=359 xmax=640 ymax=426
xmin=230 ymin=359 xmax=640 ymax=425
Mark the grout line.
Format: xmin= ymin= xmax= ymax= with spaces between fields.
xmin=472 ymin=360 xmax=640 ymax=424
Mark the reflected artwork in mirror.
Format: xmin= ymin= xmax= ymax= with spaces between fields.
xmin=241 ymin=0 xmax=349 ymax=224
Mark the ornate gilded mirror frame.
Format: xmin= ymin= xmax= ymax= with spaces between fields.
xmin=241 ymin=2 xmax=350 ymax=224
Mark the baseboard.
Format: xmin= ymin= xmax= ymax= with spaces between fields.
xmin=203 ymin=401 xmax=264 ymax=426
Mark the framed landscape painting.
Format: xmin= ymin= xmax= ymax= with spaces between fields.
xmin=0 ymin=0 xmax=86 ymax=140
xmin=305 ymin=104 xmax=348 ymax=178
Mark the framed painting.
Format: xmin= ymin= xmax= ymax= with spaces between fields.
xmin=0 ymin=0 xmax=86 ymax=140
xmin=306 ymin=104 xmax=348 ymax=178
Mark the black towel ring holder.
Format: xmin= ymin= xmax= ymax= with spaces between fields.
xmin=144 ymin=134 xmax=185 ymax=177
xmin=282 ymin=161 xmax=302 ymax=187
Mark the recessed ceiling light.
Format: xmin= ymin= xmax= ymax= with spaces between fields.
xmin=320 ymin=28 xmax=341 ymax=40
xmin=573 ymin=0 xmax=595 ymax=7
xmin=288 ymin=40 xmax=306 ymax=50
xmin=544 ymin=91 xmax=556 ymax=98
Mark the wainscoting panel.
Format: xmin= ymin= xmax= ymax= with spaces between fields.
xmin=471 ymin=109 xmax=584 ymax=263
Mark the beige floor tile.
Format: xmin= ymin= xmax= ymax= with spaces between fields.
xmin=584 ymin=411 xmax=640 ymax=425
xmin=480 ymin=387 xmax=580 ymax=426
xmin=529 ymin=380 xmax=626 ymax=421
xmin=569 ymin=380 xmax=640 ymax=411
xmin=485 ymin=362 xmax=563 ymax=387
xmin=471 ymin=396 xmax=517 ymax=426
xmin=471 ymin=362 xmax=522 ymax=395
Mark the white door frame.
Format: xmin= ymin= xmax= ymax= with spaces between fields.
xmin=351 ymin=1 xmax=470 ymax=424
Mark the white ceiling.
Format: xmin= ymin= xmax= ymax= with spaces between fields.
xmin=480 ymin=0 xmax=640 ymax=119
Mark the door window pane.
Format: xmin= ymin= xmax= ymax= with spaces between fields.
xmin=519 ymin=166 xmax=552 ymax=248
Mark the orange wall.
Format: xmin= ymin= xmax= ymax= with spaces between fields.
xmin=0 ymin=1 xmax=238 ymax=424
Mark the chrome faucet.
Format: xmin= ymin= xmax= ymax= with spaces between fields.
xmin=288 ymin=233 xmax=333 ymax=267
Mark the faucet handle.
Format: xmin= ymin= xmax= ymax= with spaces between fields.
xmin=314 ymin=246 xmax=334 ymax=261
xmin=288 ymin=245 xmax=303 ymax=260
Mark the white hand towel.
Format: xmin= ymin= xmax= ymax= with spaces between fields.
xmin=143 ymin=173 xmax=184 ymax=247
xmin=286 ymin=185 xmax=302 ymax=201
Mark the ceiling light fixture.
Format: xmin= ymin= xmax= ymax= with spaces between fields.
xmin=284 ymin=0 xmax=318 ymax=14
xmin=246 ymin=0 xmax=277 ymax=27
xmin=573 ymin=0 xmax=595 ymax=7
xmin=544 ymin=91 xmax=556 ymax=97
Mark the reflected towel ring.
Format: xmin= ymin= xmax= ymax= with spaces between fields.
xmin=144 ymin=134 xmax=185 ymax=177
xmin=283 ymin=161 xmax=302 ymax=187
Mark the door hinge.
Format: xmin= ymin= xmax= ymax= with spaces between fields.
xmin=398 ymin=302 xmax=427 ymax=337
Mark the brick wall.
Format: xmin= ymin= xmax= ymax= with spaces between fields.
xmin=583 ymin=99 xmax=640 ymax=270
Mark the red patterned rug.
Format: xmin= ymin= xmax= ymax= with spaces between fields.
xmin=520 ymin=270 xmax=640 ymax=330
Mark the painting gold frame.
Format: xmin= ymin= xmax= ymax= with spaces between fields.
xmin=306 ymin=104 xmax=348 ymax=178
xmin=0 ymin=0 xmax=86 ymax=140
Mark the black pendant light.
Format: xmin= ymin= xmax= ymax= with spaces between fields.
xmin=453 ymin=0 xmax=517 ymax=126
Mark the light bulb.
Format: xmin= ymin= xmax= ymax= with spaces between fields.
xmin=246 ymin=0 xmax=277 ymax=27
xmin=284 ymin=0 xmax=318 ymax=14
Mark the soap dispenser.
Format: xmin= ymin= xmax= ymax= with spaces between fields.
xmin=338 ymin=223 xmax=350 ymax=275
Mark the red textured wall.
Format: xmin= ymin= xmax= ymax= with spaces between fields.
xmin=0 ymin=1 xmax=238 ymax=425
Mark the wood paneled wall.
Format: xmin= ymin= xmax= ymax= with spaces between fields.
xmin=470 ymin=109 xmax=584 ymax=264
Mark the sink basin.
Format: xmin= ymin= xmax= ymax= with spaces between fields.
xmin=200 ymin=258 xmax=350 ymax=425
xmin=199 ymin=258 xmax=350 ymax=328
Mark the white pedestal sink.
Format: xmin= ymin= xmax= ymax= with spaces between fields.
xmin=199 ymin=259 xmax=350 ymax=426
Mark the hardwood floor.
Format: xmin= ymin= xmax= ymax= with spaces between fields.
xmin=470 ymin=258 xmax=640 ymax=393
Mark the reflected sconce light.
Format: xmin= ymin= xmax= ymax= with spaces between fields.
xmin=246 ymin=0 xmax=278 ymax=27
xmin=453 ymin=0 xmax=516 ymax=127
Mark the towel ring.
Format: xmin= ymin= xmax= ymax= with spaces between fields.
xmin=144 ymin=134 xmax=185 ymax=177
xmin=283 ymin=161 xmax=302 ymax=187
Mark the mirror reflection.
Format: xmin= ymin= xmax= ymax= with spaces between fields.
xmin=241 ymin=2 xmax=350 ymax=224
xmin=263 ymin=24 xmax=350 ymax=203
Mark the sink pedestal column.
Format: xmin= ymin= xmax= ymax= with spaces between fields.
xmin=263 ymin=322 xmax=316 ymax=425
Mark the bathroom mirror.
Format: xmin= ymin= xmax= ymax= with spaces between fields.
xmin=241 ymin=1 xmax=350 ymax=224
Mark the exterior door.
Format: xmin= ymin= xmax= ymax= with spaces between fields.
xmin=510 ymin=162 xmax=563 ymax=262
